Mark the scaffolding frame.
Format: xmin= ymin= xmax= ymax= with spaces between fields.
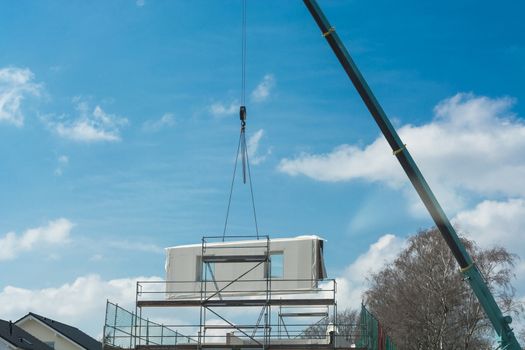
xmin=105 ymin=236 xmax=395 ymax=350
xmin=199 ymin=236 xmax=271 ymax=349
xmin=136 ymin=235 xmax=338 ymax=350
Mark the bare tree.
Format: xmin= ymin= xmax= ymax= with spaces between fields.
xmin=302 ymin=309 xmax=360 ymax=343
xmin=364 ymin=227 xmax=522 ymax=350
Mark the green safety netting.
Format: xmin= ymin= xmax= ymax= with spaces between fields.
xmin=357 ymin=305 xmax=396 ymax=350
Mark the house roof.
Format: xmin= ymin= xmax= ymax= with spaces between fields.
xmin=0 ymin=319 xmax=53 ymax=350
xmin=15 ymin=313 xmax=101 ymax=350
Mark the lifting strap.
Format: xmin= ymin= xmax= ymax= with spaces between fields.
xmin=222 ymin=106 xmax=260 ymax=241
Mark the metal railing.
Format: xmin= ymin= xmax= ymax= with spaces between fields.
xmin=137 ymin=278 xmax=336 ymax=302
xmin=102 ymin=302 xmax=394 ymax=349
xmin=103 ymin=301 xmax=196 ymax=349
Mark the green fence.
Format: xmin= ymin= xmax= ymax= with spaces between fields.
xmin=357 ymin=305 xmax=396 ymax=350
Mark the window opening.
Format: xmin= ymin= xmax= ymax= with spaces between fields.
xmin=201 ymin=261 xmax=216 ymax=282
xmin=270 ymin=252 xmax=284 ymax=279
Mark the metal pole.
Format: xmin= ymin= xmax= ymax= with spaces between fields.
xmin=138 ymin=306 xmax=143 ymax=346
xmin=102 ymin=300 xmax=109 ymax=350
xmin=134 ymin=283 xmax=139 ymax=349
xmin=146 ymin=318 xmax=149 ymax=345
xmin=266 ymin=237 xmax=270 ymax=349
xmin=302 ymin=1 xmax=521 ymax=348
xmin=113 ymin=303 xmax=118 ymax=346
xmin=334 ymin=302 xmax=338 ymax=350
xmin=199 ymin=237 xmax=205 ymax=349
xmin=129 ymin=308 xmax=133 ymax=349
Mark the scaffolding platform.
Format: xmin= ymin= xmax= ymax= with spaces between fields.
xmin=135 ymin=344 xmax=365 ymax=350
xmin=137 ymin=298 xmax=335 ymax=308
xmin=202 ymin=255 xmax=269 ymax=263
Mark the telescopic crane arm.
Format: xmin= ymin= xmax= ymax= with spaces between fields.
xmin=302 ymin=0 xmax=521 ymax=348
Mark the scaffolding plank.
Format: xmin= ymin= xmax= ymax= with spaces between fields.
xmin=204 ymin=325 xmax=269 ymax=329
xmin=137 ymin=298 xmax=334 ymax=308
xmin=136 ymin=344 xmax=364 ymax=350
xmin=202 ymin=255 xmax=268 ymax=263
xmin=279 ymin=312 xmax=328 ymax=317
xmin=138 ymin=300 xmax=201 ymax=307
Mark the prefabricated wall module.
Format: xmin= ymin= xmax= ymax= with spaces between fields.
xmin=164 ymin=235 xmax=327 ymax=299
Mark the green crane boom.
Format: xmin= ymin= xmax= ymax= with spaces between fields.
xmin=302 ymin=1 xmax=521 ymax=348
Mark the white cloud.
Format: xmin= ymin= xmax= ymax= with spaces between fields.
xmin=54 ymin=155 xmax=69 ymax=176
xmin=247 ymin=129 xmax=271 ymax=165
xmin=45 ymin=100 xmax=128 ymax=142
xmin=453 ymin=199 xmax=525 ymax=296
xmin=280 ymin=143 xmax=400 ymax=183
xmin=0 ymin=218 xmax=74 ymax=261
xmin=209 ymin=100 xmax=238 ymax=117
xmin=336 ymin=234 xmax=405 ymax=309
xmin=89 ymin=254 xmax=104 ymax=262
xmin=0 ymin=274 xmax=161 ymax=337
xmin=453 ymin=198 xmax=525 ymax=253
xmin=136 ymin=0 xmax=145 ymax=6
xmin=47 ymin=253 xmax=61 ymax=261
xmin=278 ymin=93 xmax=525 ymax=214
xmin=0 ymin=67 xmax=41 ymax=126
xmin=142 ymin=113 xmax=176 ymax=131
xmin=250 ymin=74 xmax=275 ymax=103
xmin=107 ymin=240 xmax=164 ymax=254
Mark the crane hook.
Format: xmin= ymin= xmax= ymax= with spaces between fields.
xmin=240 ymin=105 xmax=247 ymax=130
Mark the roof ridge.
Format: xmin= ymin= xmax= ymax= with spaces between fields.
xmin=29 ymin=313 xmax=80 ymax=330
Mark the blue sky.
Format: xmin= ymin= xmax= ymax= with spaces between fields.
xmin=1 ymin=0 xmax=525 ymax=337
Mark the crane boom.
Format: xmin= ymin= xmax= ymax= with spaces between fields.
xmin=302 ymin=0 xmax=521 ymax=348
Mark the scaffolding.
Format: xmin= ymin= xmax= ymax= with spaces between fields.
xmin=102 ymin=302 xmax=394 ymax=350
xmin=103 ymin=236 xmax=396 ymax=350
xmin=135 ymin=235 xmax=341 ymax=350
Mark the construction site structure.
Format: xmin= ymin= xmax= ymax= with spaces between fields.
xmin=103 ymin=235 xmax=396 ymax=350
xmin=102 ymin=0 xmax=522 ymax=347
